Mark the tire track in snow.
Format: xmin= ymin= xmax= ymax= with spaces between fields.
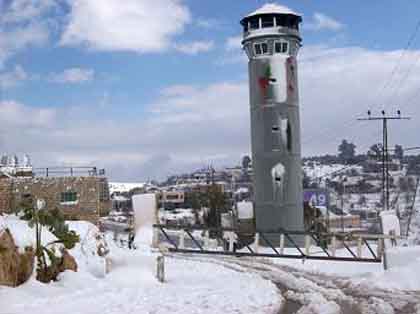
xmin=167 ymin=254 xmax=420 ymax=314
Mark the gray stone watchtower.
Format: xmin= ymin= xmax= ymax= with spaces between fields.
xmin=241 ymin=4 xmax=304 ymax=240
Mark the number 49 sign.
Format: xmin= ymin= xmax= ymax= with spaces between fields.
xmin=303 ymin=189 xmax=329 ymax=207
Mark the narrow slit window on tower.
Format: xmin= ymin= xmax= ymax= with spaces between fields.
xmin=272 ymin=125 xmax=280 ymax=132
xmin=287 ymin=122 xmax=292 ymax=152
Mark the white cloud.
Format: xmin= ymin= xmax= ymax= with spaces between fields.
xmin=225 ymin=36 xmax=242 ymax=51
xmin=3 ymin=46 xmax=420 ymax=180
xmin=0 ymin=0 xmax=57 ymax=24
xmin=0 ymin=65 xmax=28 ymax=88
xmin=0 ymin=1 xmax=53 ymax=67
xmin=49 ymin=68 xmax=95 ymax=84
xmin=0 ymin=100 xmax=56 ymax=128
xmin=298 ymin=46 xmax=420 ymax=155
xmin=0 ymin=23 xmax=50 ymax=68
xmin=149 ymin=82 xmax=248 ymax=124
xmin=304 ymin=13 xmax=344 ymax=32
xmin=174 ymin=41 xmax=214 ymax=55
xmin=217 ymin=35 xmax=246 ymax=65
xmin=196 ymin=18 xmax=221 ymax=29
xmin=60 ymin=0 xmax=191 ymax=53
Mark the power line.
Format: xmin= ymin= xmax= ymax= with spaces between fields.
xmin=371 ymin=18 xmax=420 ymax=108
xmin=388 ymin=51 xmax=420 ymax=106
xmin=403 ymin=146 xmax=420 ymax=152
xmin=302 ymin=17 xmax=420 ymax=151
xmin=388 ymin=146 xmax=420 ymax=152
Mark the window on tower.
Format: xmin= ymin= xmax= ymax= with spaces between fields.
xmin=261 ymin=42 xmax=268 ymax=54
xmin=274 ymin=40 xmax=289 ymax=54
xmin=244 ymin=45 xmax=253 ymax=59
xmin=275 ymin=15 xmax=286 ymax=27
xmin=254 ymin=43 xmax=262 ymax=55
xmin=291 ymin=17 xmax=299 ymax=30
xmin=249 ymin=17 xmax=259 ymax=30
xmin=290 ymin=42 xmax=299 ymax=56
xmin=261 ymin=15 xmax=274 ymax=28
xmin=254 ymin=42 xmax=269 ymax=56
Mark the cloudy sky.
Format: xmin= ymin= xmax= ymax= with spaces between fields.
xmin=1 ymin=0 xmax=420 ymax=181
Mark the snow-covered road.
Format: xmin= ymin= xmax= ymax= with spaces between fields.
xmin=193 ymin=256 xmax=420 ymax=314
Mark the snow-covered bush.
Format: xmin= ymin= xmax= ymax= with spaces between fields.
xmin=15 ymin=199 xmax=80 ymax=283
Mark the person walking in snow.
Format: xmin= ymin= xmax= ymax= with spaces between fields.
xmin=128 ymin=232 xmax=135 ymax=249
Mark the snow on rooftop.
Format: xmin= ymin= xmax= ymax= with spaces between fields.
xmin=246 ymin=3 xmax=300 ymax=18
xmin=237 ymin=201 xmax=254 ymax=219
xmin=109 ymin=182 xmax=145 ymax=194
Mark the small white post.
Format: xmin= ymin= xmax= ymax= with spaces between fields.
xmin=377 ymin=237 xmax=383 ymax=257
xmin=179 ymin=230 xmax=185 ymax=249
xmin=104 ymin=257 xmax=111 ymax=275
xmin=229 ymin=233 xmax=235 ymax=252
xmin=254 ymin=233 xmax=260 ymax=254
xmin=305 ymin=235 xmax=311 ymax=255
xmin=152 ymin=228 xmax=159 ymax=248
xmin=357 ymin=237 xmax=363 ymax=258
xmin=331 ymin=236 xmax=337 ymax=257
xmin=280 ymin=234 xmax=285 ymax=255
xmin=381 ymin=238 xmax=388 ymax=270
xmin=204 ymin=231 xmax=210 ymax=249
xmin=156 ymin=255 xmax=165 ymax=283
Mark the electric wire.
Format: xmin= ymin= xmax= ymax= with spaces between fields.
xmin=302 ymin=16 xmax=420 ymax=152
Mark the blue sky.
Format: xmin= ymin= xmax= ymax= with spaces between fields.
xmin=1 ymin=0 xmax=420 ymax=181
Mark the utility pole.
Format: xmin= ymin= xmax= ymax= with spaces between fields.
xmin=341 ymin=177 xmax=347 ymax=232
xmin=406 ymin=177 xmax=420 ymax=236
xmin=358 ymin=110 xmax=410 ymax=212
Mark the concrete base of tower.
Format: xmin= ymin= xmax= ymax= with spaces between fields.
xmin=255 ymin=203 xmax=304 ymax=247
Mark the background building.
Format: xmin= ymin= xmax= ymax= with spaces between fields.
xmin=0 ymin=166 xmax=110 ymax=223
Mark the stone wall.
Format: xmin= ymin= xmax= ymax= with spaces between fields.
xmin=0 ymin=179 xmax=12 ymax=214
xmin=1 ymin=176 xmax=110 ymax=223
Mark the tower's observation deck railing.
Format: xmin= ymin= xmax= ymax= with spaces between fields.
xmin=243 ymin=27 xmax=300 ymax=41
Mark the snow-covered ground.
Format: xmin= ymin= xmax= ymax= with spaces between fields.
xmin=0 ymin=249 xmax=281 ymax=314
xmin=268 ymin=245 xmax=420 ymax=291
xmin=0 ymin=215 xmax=281 ymax=314
xmin=218 ymin=256 xmax=420 ymax=314
xmin=2 ymin=211 xmax=420 ymax=314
